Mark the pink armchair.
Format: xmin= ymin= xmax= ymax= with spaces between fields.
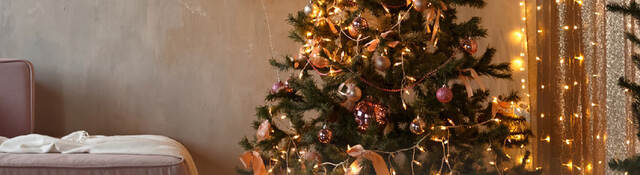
xmin=0 ymin=59 xmax=34 ymax=137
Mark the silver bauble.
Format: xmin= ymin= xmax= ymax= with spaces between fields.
xmin=303 ymin=4 xmax=314 ymax=15
xmin=373 ymin=55 xmax=391 ymax=71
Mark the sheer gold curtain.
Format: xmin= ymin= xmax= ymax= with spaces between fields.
xmin=534 ymin=0 xmax=640 ymax=174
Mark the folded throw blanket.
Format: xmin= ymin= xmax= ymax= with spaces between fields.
xmin=0 ymin=131 xmax=198 ymax=175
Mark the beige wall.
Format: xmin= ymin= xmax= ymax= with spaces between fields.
xmin=0 ymin=0 xmax=526 ymax=174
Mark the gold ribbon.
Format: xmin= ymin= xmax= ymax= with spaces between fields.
xmin=240 ymin=151 xmax=268 ymax=175
xmin=459 ymin=68 xmax=485 ymax=98
xmin=424 ymin=1 xmax=447 ymax=43
xmin=346 ymin=145 xmax=390 ymax=175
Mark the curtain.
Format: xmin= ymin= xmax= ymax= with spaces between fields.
xmin=534 ymin=0 xmax=640 ymax=174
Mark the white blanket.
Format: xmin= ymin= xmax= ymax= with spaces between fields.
xmin=0 ymin=131 xmax=198 ymax=175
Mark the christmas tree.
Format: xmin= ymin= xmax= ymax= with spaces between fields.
xmin=607 ymin=2 xmax=640 ymax=174
xmin=239 ymin=0 xmax=539 ymax=174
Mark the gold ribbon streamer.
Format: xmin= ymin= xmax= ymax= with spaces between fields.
xmin=424 ymin=1 xmax=447 ymax=43
xmin=239 ymin=151 xmax=268 ymax=175
xmin=346 ymin=145 xmax=391 ymax=175
xmin=459 ymin=68 xmax=486 ymax=97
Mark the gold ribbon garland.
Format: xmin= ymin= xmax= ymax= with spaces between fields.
xmin=346 ymin=145 xmax=391 ymax=175
xmin=240 ymin=151 xmax=268 ymax=175
xmin=424 ymin=1 xmax=447 ymax=43
xmin=458 ymin=68 xmax=486 ymax=98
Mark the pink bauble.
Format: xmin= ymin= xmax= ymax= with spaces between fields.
xmin=271 ymin=81 xmax=284 ymax=93
xmin=436 ymin=86 xmax=453 ymax=103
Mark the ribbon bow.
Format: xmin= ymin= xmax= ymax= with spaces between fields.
xmin=459 ymin=68 xmax=486 ymax=98
xmin=491 ymin=100 xmax=512 ymax=119
xmin=240 ymin=151 xmax=267 ymax=175
xmin=346 ymin=145 xmax=391 ymax=175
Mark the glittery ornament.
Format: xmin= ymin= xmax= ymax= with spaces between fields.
xmin=327 ymin=6 xmax=347 ymax=24
xmin=303 ymin=3 xmax=314 ymax=15
xmin=461 ymin=38 xmax=478 ymax=54
xmin=351 ymin=17 xmax=369 ymax=31
xmin=318 ymin=125 xmax=333 ymax=144
xmin=271 ymin=81 xmax=285 ymax=93
xmin=373 ymin=54 xmax=391 ymax=71
xmin=436 ymin=85 xmax=453 ymax=103
xmin=409 ymin=117 xmax=426 ymax=135
xmin=412 ymin=0 xmax=427 ymax=11
xmin=353 ymin=98 xmax=388 ymax=131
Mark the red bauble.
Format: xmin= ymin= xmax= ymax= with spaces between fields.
xmin=353 ymin=98 xmax=388 ymax=131
xmin=436 ymin=85 xmax=453 ymax=103
xmin=461 ymin=38 xmax=478 ymax=54
xmin=318 ymin=125 xmax=333 ymax=144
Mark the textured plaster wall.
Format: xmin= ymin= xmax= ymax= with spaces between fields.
xmin=0 ymin=0 xmax=524 ymax=174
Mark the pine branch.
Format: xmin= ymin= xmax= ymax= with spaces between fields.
xmin=607 ymin=2 xmax=640 ymax=20
xmin=610 ymin=156 xmax=640 ymax=174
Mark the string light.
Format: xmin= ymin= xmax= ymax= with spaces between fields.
xmin=542 ymin=136 xmax=551 ymax=142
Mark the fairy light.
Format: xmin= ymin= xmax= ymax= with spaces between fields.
xmin=563 ymin=161 xmax=573 ymax=170
xmin=542 ymin=136 xmax=551 ymax=142
xmin=511 ymin=59 xmax=524 ymax=71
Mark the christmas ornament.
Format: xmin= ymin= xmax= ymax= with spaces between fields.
xmin=412 ymin=0 xmax=428 ymax=11
xmin=348 ymin=16 xmax=368 ymax=37
xmin=303 ymin=3 xmax=314 ymax=15
xmin=352 ymin=16 xmax=369 ymax=31
xmin=327 ymin=6 xmax=347 ymax=24
xmin=373 ymin=54 xmax=391 ymax=71
xmin=409 ymin=116 xmax=426 ymax=135
xmin=318 ymin=125 xmax=333 ymax=144
xmin=338 ymin=80 xmax=362 ymax=110
xmin=256 ymin=120 xmax=272 ymax=142
xmin=436 ymin=85 xmax=453 ymax=103
xmin=461 ymin=38 xmax=478 ymax=54
xmin=309 ymin=47 xmax=329 ymax=68
xmin=353 ymin=98 xmax=388 ymax=131
xmin=271 ymin=81 xmax=285 ymax=93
